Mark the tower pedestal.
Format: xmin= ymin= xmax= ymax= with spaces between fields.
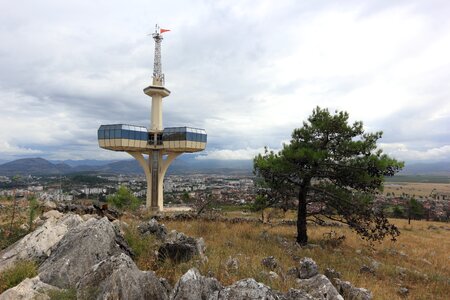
xmin=129 ymin=151 xmax=180 ymax=211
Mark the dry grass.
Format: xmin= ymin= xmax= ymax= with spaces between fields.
xmin=125 ymin=215 xmax=449 ymax=300
xmin=1 ymin=198 xmax=448 ymax=299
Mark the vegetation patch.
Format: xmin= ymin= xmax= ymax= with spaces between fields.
xmin=0 ymin=260 xmax=38 ymax=293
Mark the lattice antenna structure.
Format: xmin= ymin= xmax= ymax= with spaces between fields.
xmin=152 ymin=24 xmax=164 ymax=85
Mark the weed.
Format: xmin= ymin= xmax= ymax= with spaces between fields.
xmin=0 ymin=260 xmax=38 ymax=293
xmin=47 ymin=288 xmax=77 ymax=300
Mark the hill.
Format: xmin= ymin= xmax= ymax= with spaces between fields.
xmin=0 ymin=157 xmax=253 ymax=176
xmin=0 ymin=157 xmax=448 ymax=177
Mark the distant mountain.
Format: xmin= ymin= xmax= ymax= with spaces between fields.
xmin=50 ymin=159 xmax=119 ymax=167
xmin=2 ymin=157 xmax=446 ymax=177
xmin=0 ymin=157 xmax=253 ymax=176
xmin=400 ymin=162 xmax=450 ymax=176
xmin=0 ymin=158 xmax=71 ymax=175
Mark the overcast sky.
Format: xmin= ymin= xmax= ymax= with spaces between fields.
xmin=0 ymin=0 xmax=449 ymax=163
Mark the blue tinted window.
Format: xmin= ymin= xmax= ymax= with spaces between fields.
xmin=122 ymin=130 xmax=129 ymax=139
xmin=98 ymin=130 xmax=104 ymax=139
xmin=104 ymin=130 xmax=110 ymax=139
xmin=140 ymin=132 xmax=147 ymax=140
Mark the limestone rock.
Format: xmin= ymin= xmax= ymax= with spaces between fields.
xmin=298 ymin=257 xmax=319 ymax=279
xmin=138 ymin=218 xmax=167 ymax=240
xmin=170 ymin=268 xmax=222 ymax=300
xmin=296 ymin=274 xmax=344 ymax=300
xmin=324 ymin=268 xmax=341 ymax=285
xmin=218 ymin=278 xmax=282 ymax=300
xmin=112 ymin=219 xmax=129 ymax=235
xmin=77 ymin=253 xmax=169 ymax=300
xmin=42 ymin=210 xmax=63 ymax=220
xmin=398 ymin=287 xmax=409 ymax=296
xmin=0 ymin=213 xmax=83 ymax=272
xmin=0 ymin=276 xmax=60 ymax=300
xmin=225 ymin=256 xmax=239 ymax=272
xmin=38 ymin=217 xmax=132 ymax=289
xmin=158 ymin=230 xmax=206 ymax=263
xmin=43 ymin=200 xmax=57 ymax=210
xmin=334 ymin=278 xmax=372 ymax=300
xmin=286 ymin=267 xmax=299 ymax=278
xmin=359 ymin=265 xmax=376 ymax=275
xmin=261 ymin=256 xmax=278 ymax=270
xmin=284 ymin=288 xmax=315 ymax=300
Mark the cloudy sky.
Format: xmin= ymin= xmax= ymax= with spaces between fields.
xmin=0 ymin=0 xmax=449 ymax=163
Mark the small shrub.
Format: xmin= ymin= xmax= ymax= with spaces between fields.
xmin=0 ymin=260 xmax=38 ymax=293
xmin=107 ymin=186 xmax=141 ymax=211
xmin=124 ymin=226 xmax=159 ymax=270
xmin=320 ymin=230 xmax=346 ymax=248
xmin=48 ymin=288 xmax=77 ymax=300
xmin=0 ymin=225 xmax=28 ymax=251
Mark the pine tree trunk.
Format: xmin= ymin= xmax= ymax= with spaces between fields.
xmin=296 ymin=187 xmax=308 ymax=245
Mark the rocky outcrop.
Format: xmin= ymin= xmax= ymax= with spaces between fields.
xmin=138 ymin=218 xmax=167 ymax=240
xmin=298 ymin=257 xmax=319 ymax=279
xmin=1 ymin=214 xmax=373 ymax=300
xmin=334 ymin=278 xmax=373 ymax=300
xmin=77 ymin=253 xmax=169 ymax=300
xmin=158 ymin=230 xmax=207 ymax=263
xmin=0 ymin=212 xmax=83 ymax=272
xmin=296 ymin=274 xmax=344 ymax=300
xmin=55 ymin=203 xmax=121 ymax=221
xmin=218 ymin=278 xmax=284 ymax=300
xmin=0 ymin=276 xmax=60 ymax=300
xmin=170 ymin=268 xmax=222 ymax=300
xmin=38 ymin=217 xmax=132 ymax=289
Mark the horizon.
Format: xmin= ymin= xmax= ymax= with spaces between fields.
xmin=0 ymin=1 xmax=449 ymax=163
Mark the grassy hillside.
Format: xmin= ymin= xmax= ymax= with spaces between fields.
xmin=122 ymin=211 xmax=450 ymax=300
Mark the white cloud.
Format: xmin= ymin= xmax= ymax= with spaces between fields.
xmin=0 ymin=0 xmax=449 ymax=163
xmin=380 ymin=143 xmax=450 ymax=162
xmin=196 ymin=148 xmax=267 ymax=160
xmin=0 ymin=141 xmax=42 ymax=156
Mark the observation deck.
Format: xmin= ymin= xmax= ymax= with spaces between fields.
xmin=98 ymin=124 xmax=207 ymax=153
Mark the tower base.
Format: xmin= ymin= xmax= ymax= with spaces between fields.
xmin=128 ymin=151 xmax=180 ymax=211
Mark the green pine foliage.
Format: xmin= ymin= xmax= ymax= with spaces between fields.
xmin=254 ymin=107 xmax=404 ymax=245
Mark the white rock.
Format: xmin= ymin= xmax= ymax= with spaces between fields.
xmin=0 ymin=213 xmax=83 ymax=272
xmin=0 ymin=276 xmax=60 ymax=300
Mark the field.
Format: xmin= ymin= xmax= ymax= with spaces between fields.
xmin=119 ymin=209 xmax=450 ymax=300
xmin=383 ymin=181 xmax=450 ymax=197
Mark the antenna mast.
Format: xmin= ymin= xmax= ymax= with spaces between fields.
xmin=152 ymin=24 xmax=164 ymax=85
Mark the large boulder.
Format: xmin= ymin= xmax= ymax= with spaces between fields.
xmin=0 ymin=276 xmax=60 ymax=300
xmin=77 ymin=253 xmax=169 ymax=300
xmin=158 ymin=230 xmax=207 ymax=263
xmin=0 ymin=213 xmax=83 ymax=272
xmin=170 ymin=268 xmax=222 ymax=300
xmin=138 ymin=218 xmax=167 ymax=240
xmin=38 ymin=217 xmax=132 ymax=289
xmin=296 ymin=274 xmax=344 ymax=300
xmin=218 ymin=278 xmax=284 ymax=300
